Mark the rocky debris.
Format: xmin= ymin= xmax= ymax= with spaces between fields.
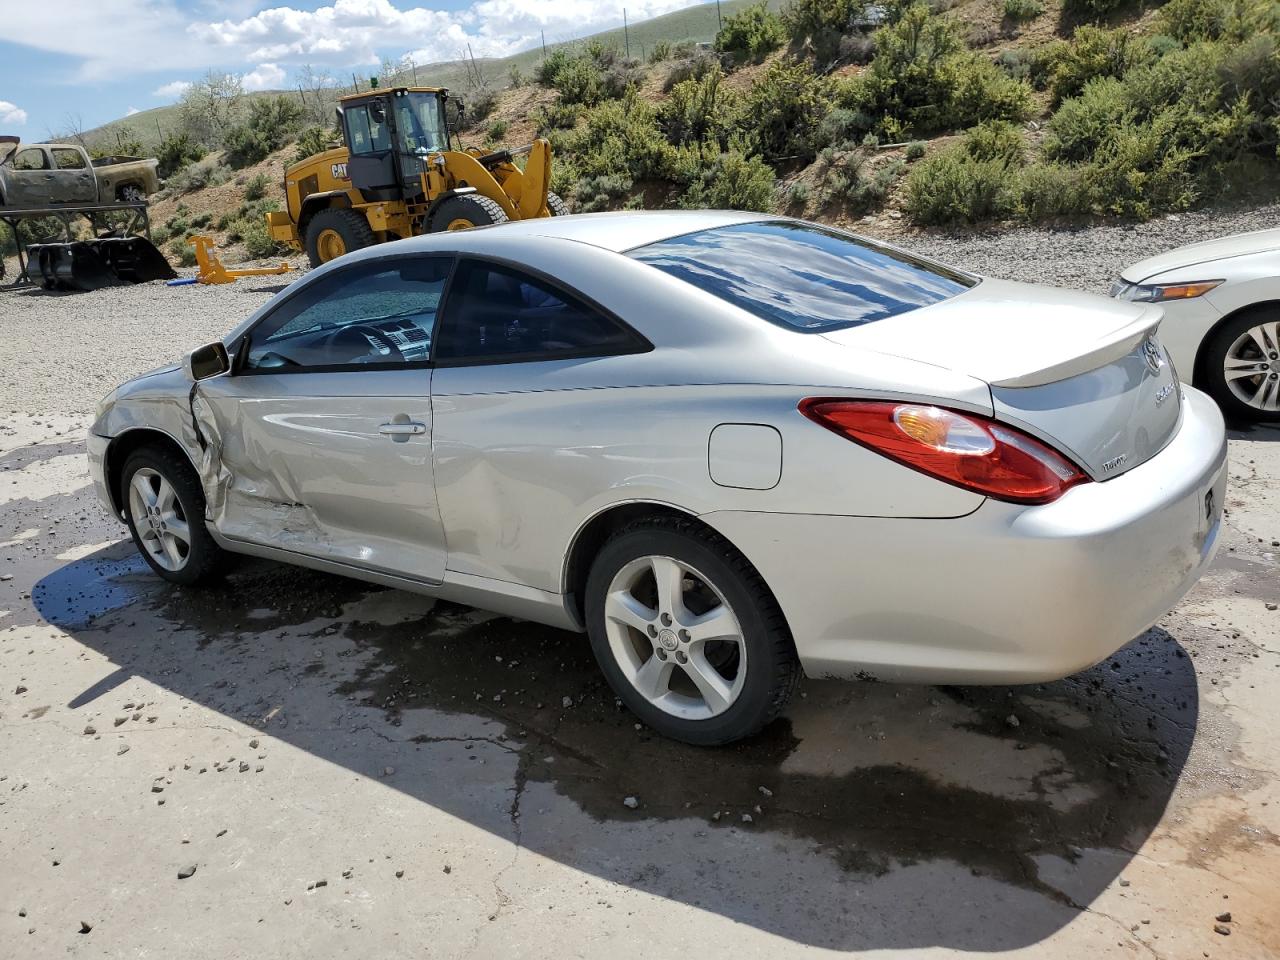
xmin=83 ymin=725 xmax=96 ymax=735
xmin=1214 ymin=923 xmax=1232 ymax=936
xmin=216 ymin=829 xmax=227 ymax=837
xmin=561 ymin=696 xmax=573 ymax=708
xmin=1216 ymin=912 xmax=1232 ymax=923
xmin=307 ymin=879 xmax=328 ymax=890
xmin=116 ymin=744 xmax=129 ymax=756
xmin=79 ymin=920 xmax=92 ymax=934
xmin=113 ymin=717 xmax=126 ymax=727
xmin=1118 ymin=879 xmax=1130 ymax=887
xmin=442 ymin=865 xmax=451 ymax=874
xmin=395 ymin=869 xmax=404 ymax=879
xmin=18 ymin=907 xmax=26 ymax=917
xmin=14 ymin=685 xmax=27 ymax=695
xmin=249 ymin=738 xmax=259 ymax=748
xmin=238 ymin=762 xmax=250 ymax=773
xmin=1005 ymin=714 xmax=1020 ymax=728
xmin=177 ymin=865 xmax=196 ymax=880
xmin=741 ymin=813 xmax=753 ymax=823
xmin=150 ymin=784 xmax=164 ymax=793
xmin=342 ymin=869 xmax=353 ymax=879
xmin=1266 ymin=603 xmax=1277 ymax=611
xmin=758 ymin=786 xmax=773 ymax=797
xmin=622 ymin=796 xmax=639 ymax=809
xmin=383 ymin=766 xmax=395 ymax=777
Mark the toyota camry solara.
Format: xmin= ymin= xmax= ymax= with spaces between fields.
xmin=89 ymin=211 xmax=1228 ymax=744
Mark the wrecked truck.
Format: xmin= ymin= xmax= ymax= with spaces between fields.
xmin=0 ymin=137 xmax=160 ymax=207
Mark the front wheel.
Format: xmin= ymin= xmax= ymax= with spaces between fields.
xmin=304 ymin=208 xmax=375 ymax=267
xmin=546 ymin=191 xmax=570 ymax=216
xmin=121 ymin=446 xmax=227 ymax=586
xmin=429 ymin=193 xmax=509 ymax=232
xmin=1202 ymin=310 xmax=1280 ymax=422
xmin=584 ymin=517 xmax=799 ymax=745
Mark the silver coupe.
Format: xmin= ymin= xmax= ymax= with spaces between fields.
xmin=89 ymin=211 xmax=1228 ymax=744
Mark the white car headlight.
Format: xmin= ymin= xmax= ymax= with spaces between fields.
xmin=1110 ymin=279 xmax=1224 ymax=303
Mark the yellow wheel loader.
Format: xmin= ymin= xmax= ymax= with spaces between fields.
xmin=266 ymin=86 xmax=567 ymax=267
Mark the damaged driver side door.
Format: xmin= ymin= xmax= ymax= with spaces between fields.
xmin=195 ymin=255 xmax=450 ymax=583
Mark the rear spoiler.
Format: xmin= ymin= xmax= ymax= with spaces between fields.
xmin=990 ymin=307 xmax=1163 ymax=388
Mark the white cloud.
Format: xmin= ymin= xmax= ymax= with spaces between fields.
xmin=0 ymin=101 xmax=28 ymax=125
xmin=152 ymin=80 xmax=193 ymax=99
xmin=125 ymin=105 xmax=141 ymax=116
xmin=242 ymin=62 xmax=287 ymax=91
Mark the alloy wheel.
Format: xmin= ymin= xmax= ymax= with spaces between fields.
xmin=127 ymin=467 xmax=191 ymax=572
xmin=602 ymin=555 xmax=747 ymax=719
xmin=1224 ymin=320 xmax=1280 ymax=412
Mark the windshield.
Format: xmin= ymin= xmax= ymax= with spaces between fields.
xmin=630 ymin=221 xmax=976 ymax=332
xmin=394 ymin=92 xmax=448 ymax=154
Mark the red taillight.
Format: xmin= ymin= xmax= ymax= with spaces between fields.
xmin=799 ymin=399 xmax=1088 ymax=505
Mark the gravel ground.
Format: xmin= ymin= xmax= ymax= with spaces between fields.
xmin=3 ymin=201 xmax=1278 ymax=415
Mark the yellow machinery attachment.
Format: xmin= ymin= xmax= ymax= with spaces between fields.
xmin=189 ymin=235 xmax=291 ymax=285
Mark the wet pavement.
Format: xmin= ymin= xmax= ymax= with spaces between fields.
xmin=2 ymin=412 xmax=1278 ymax=959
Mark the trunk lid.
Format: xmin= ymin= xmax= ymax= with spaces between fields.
xmin=823 ymin=278 xmax=1181 ymax=479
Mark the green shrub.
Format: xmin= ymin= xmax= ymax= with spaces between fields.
xmin=462 ymin=88 xmax=498 ymax=128
xmin=536 ymin=50 xmax=573 ymax=86
xmin=156 ymin=132 xmax=205 ymax=179
xmin=552 ymin=56 xmax=604 ymax=105
xmin=572 ymin=173 xmax=634 ymax=212
xmin=649 ymin=40 xmax=673 ymax=63
xmin=676 ymin=144 xmax=777 ymax=211
xmin=531 ymin=102 xmax=583 ymax=133
xmin=190 ymin=212 xmax=213 ymax=228
xmin=169 ymin=238 xmax=198 ymax=268
xmin=842 ymin=4 xmax=1032 ymax=136
xmin=905 ymin=139 xmax=927 ymax=159
xmin=1003 ymin=0 xmax=1043 ymax=20
xmin=1017 ymin=162 xmax=1096 ymax=218
xmin=1066 ymin=0 xmax=1131 ymax=18
xmin=716 ymin=2 xmax=787 ymax=62
xmin=508 ymin=64 xmax=524 ymax=88
xmin=167 ymin=157 xmax=231 ymax=194
xmin=562 ymin=92 xmax=673 ymax=181
xmin=486 ymin=119 xmax=510 ymax=144
xmin=1044 ymin=26 xmax=1150 ymax=105
xmin=783 ymin=0 xmax=866 ymax=63
xmin=663 ymin=50 xmax=721 ymax=92
xmin=963 ymin=119 xmax=1026 ymax=164
xmin=816 ymin=149 xmax=903 ymax=211
xmin=784 ymin=179 xmax=811 ymax=207
xmin=659 ymin=67 xmax=737 ymax=147
xmin=739 ymin=57 xmax=835 ymax=162
xmin=223 ymin=96 xmax=304 ymax=168
xmin=244 ymin=172 xmax=271 ymax=201
xmin=1157 ymin=0 xmax=1280 ymax=39
xmin=904 ymin=145 xmax=1018 ymax=223
xmin=816 ymin=106 xmax=874 ymax=148
xmin=292 ymin=125 xmax=336 ymax=163
xmin=995 ymin=48 xmax=1035 ymax=81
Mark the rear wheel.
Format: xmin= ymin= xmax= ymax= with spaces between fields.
xmin=1202 ymin=309 xmax=1280 ymax=422
xmin=304 ymin=208 xmax=375 ymax=267
xmin=585 ymin=517 xmax=799 ymax=745
xmin=118 ymin=184 xmax=146 ymax=204
xmin=121 ymin=446 xmax=226 ymax=586
xmin=429 ymin=194 xmax=509 ymax=232
xmin=546 ymin=192 xmax=570 ymax=216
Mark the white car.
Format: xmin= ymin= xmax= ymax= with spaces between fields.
xmin=90 ymin=211 xmax=1227 ymax=744
xmin=1113 ymin=228 xmax=1280 ymax=421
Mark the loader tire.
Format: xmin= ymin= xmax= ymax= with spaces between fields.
xmin=546 ymin=192 xmax=570 ymax=216
xmin=305 ymin=208 xmax=375 ymax=267
xmin=430 ymin=194 xmax=509 ymax=232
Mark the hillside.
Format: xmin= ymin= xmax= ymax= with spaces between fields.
xmin=81 ymin=0 xmax=766 ymax=153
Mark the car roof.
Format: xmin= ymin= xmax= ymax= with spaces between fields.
xmin=397 ymin=209 xmax=781 ymax=255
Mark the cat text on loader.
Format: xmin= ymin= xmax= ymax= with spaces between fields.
xmin=266 ymin=85 xmax=567 ymax=266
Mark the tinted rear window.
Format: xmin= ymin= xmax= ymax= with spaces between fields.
xmin=629 ymin=220 xmax=975 ymax=332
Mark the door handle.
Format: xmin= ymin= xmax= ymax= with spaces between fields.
xmin=379 ymin=421 xmax=426 ymax=442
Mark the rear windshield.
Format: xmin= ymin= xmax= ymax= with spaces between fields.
xmin=629 ymin=220 xmax=976 ymax=332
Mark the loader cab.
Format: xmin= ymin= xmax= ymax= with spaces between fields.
xmin=339 ymin=87 xmax=452 ymax=203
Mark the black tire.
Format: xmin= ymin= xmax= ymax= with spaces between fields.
xmin=1200 ymin=308 xmax=1280 ymax=423
xmin=546 ymin=191 xmax=570 ymax=216
xmin=304 ymin=207 xmax=376 ymax=268
xmin=120 ymin=445 xmax=227 ymax=586
xmin=429 ymin=193 xmax=509 ymax=232
xmin=584 ymin=517 xmax=799 ymax=746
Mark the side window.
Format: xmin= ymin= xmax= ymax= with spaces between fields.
xmin=13 ymin=149 xmax=47 ymax=171
xmin=243 ymin=256 xmax=451 ymax=371
xmin=344 ymin=105 xmax=391 ymax=156
xmin=51 ymin=148 xmax=86 ymax=170
xmin=434 ymin=260 xmax=643 ymax=363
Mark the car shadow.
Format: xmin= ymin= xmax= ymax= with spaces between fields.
xmin=1227 ymin=420 xmax=1280 ymax=441
xmin=25 ymin=534 xmax=1199 ymax=951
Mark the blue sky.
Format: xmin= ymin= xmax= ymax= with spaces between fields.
xmin=0 ymin=0 xmax=707 ymax=137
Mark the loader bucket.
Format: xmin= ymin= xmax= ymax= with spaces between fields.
xmin=26 ymin=238 xmax=175 ymax=292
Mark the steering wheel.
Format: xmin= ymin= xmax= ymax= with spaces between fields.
xmin=321 ymin=324 xmax=405 ymax=364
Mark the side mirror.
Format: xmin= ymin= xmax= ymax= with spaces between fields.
xmin=185 ymin=341 xmax=230 ymax=381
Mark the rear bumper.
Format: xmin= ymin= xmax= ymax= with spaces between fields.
xmin=703 ymin=387 xmax=1227 ymax=684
